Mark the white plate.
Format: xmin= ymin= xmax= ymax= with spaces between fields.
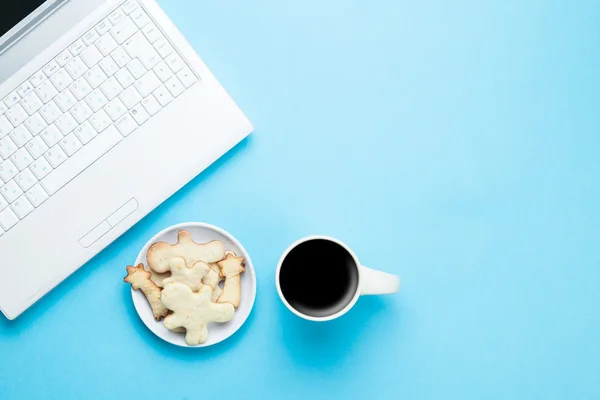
xmin=131 ymin=222 xmax=256 ymax=347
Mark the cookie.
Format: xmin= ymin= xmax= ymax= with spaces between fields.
xmin=205 ymin=250 xmax=235 ymax=301
xmin=203 ymin=264 xmax=223 ymax=302
xmin=161 ymin=283 xmax=235 ymax=345
xmin=162 ymin=257 xmax=210 ymax=292
xmin=217 ymin=253 xmax=245 ymax=308
xmin=124 ymin=264 xmax=169 ymax=320
xmin=147 ymin=230 xmax=225 ymax=273
xmin=146 ymin=266 xmax=170 ymax=288
xmin=203 ymin=264 xmax=220 ymax=287
xmin=212 ymin=283 xmax=223 ymax=302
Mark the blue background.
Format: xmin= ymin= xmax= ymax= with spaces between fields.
xmin=2 ymin=0 xmax=600 ymax=398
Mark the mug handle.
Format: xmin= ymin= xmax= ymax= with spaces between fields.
xmin=360 ymin=266 xmax=400 ymax=295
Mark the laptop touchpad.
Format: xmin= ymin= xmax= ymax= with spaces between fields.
xmin=51 ymin=176 xmax=134 ymax=241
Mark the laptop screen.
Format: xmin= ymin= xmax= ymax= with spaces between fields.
xmin=0 ymin=0 xmax=47 ymax=38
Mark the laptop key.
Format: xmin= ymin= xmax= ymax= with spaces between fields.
xmin=82 ymin=29 xmax=100 ymax=46
xmin=73 ymin=121 xmax=97 ymax=144
xmin=15 ymin=168 xmax=37 ymax=191
xmin=5 ymin=105 xmax=28 ymax=127
xmin=129 ymin=104 xmax=149 ymax=124
xmin=126 ymin=58 xmax=146 ymax=79
xmin=0 ymin=207 xmax=19 ymax=230
xmin=165 ymin=76 xmax=184 ymax=97
xmin=141 ymin=23 xmax=161 ymax=44
xmin=56 ymin=50 xmax=73 ymax=67
xmin=96 ymin=34 xmax=118 ymax=56
xmin=130 ymin=8 xmax=150 ymax=28
xmin=177 ymin=67 xmax=197 ymax=88
xmin=55 ymin=90 xmax=77 ymax=112
xmin=25 ymin=184 xmax=49 ymax=207
xmin=40 ymin=125 xmax=63 ymax=147
xmin=39 ymin=101 xmax=62 ymax=123
xmin=55 ymin=113 xmax=77 ymax=135
xmin=71 ymin=101 xmax=93 ymax=124
xmin=1 ymin=180 xmax=23 ymax=203
xmin=89 ymin=109 xmax=111 ymax=132
xmin=21 ymin=92 xmax=43 ymax=115
xmin=16 ymin=80 xmax=34 ymax=98
xmin=141 ymin=95 xmax=160 ymax=116
xmin=95 ymin=19 xmax=112 ymax=36
xmin=0 ymin=159 xmax=18 ymax=182
xmin=84 ymin=65 xmax=108 ymax=89
xmin=0 ymin=194 xmax=8 ymax=211
xmin=25 ymin=136 xmax=49 ymax=159
xmin=0 ymin=136 xmax=18 ymax=159
xmin=10 ymin=126 xmax=32 ymax=148
xmin=69 ymin=39 xmax=86 ymax=56
xmin=134 ymin=71 xmax=160 ymax=97
xmin=11 ymin=196 xmax=34 ymax=219
xmin=59 ymin=134 xmax=83 ymax=156
xmin=43 ymin=60 xmax=60 ymax=77
xmin=81 ymin=45 xmax=103 ymax=67
xmin=50 ymin=69 xmax=74 ymax=92
xmin=108 ymin=9 xmax=126 ymax=25
xmin=29 ymin=158 xmax=53 ymax=180
xmin=111 ymin=48 xmax=131 ymax=68
xmin=24 ymin=113 xmax=48 ymax=136
xmin=0 ymin=115 xmax=12 ymax=138
xmin=100 ymin=76 xmax=124 ymax=100
xmin=153 ymin=85 xmax=172 ymax=106
xmin=119 ymin=86 xmax=142 ymax=109
xmin=115 ymin=114 xmax=137 ymax=136
xmin=100 ymin=57 xmax=119 ymax=77
xmin=65 ymin=57 xmax=88 ymax=80
xmin=35 ymin=80 xmax=59 ymax=103
xmin=30 ymin=70 xmax=47 ymax=87
xmin=110 ymin=18 xmax=137 ymax=44
xmin=11 ymin=148 xmax=34 ymax=171
xmin=121 ymin=1 xmax=139 ymax=15
xmin=69 ymin=78 xmax=93 ymax=101
xmin=85 ymin=89 xmax=109 ymax=112
xmin=104 ymin=98 xmax=127 ymax=121
xmin=44 ymin=145 xmax=67 ymax=168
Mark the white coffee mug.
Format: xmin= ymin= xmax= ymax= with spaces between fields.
xmin=276 ymin=235 xmax=400 ymax=322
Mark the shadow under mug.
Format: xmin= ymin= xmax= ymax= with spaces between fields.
xmin=276 ymin=235 xmax=401 ymax=322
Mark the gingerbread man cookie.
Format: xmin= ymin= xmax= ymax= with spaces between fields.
xmin=161 ymin=283 xmax=235 ymax=345
xmin=162 ymin=257 xmax=210 ymax=292
xmin=146 ymin=267 xmax=170 ymax=288
xmin=147 ymin=230 xmax=225 ymax=273
xmin=124 ymin=264 xmax=169 ymax=320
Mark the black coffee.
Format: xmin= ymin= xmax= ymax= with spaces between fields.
xmin=279 ymin=239 xmax=359 ymax=317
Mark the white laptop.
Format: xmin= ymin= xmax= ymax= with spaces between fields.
xmin=0 ymin=0 xmax=253 ymax=319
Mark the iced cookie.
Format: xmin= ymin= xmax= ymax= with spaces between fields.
xmin=162 ymin=257 xmax=210 ymax=292
xmin=147 ymin=230 xmax=225 ymax=273
xmin=124 ymin=264 xmax=169 ymax=320
xmin=203 ymin=264 xmax=220 ymax=288
xmin=161 ymin=283 xmax=235 ymax=345
xmin=203 ymin=264 xmax=223 ymax=302
xmin=217 ymin=253 xmax=245 ymax=308
xmin=205 ymin=251 xmax=235 ymax=301
xmin=145 ymin=267 xmax=170 ymax=288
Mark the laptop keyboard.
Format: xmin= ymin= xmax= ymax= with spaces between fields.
xmin=0 ymin=0 xmax=197 ymax=236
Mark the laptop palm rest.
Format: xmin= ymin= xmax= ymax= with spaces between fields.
xmin=78 ymin=198 xmax=139 ymax=248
